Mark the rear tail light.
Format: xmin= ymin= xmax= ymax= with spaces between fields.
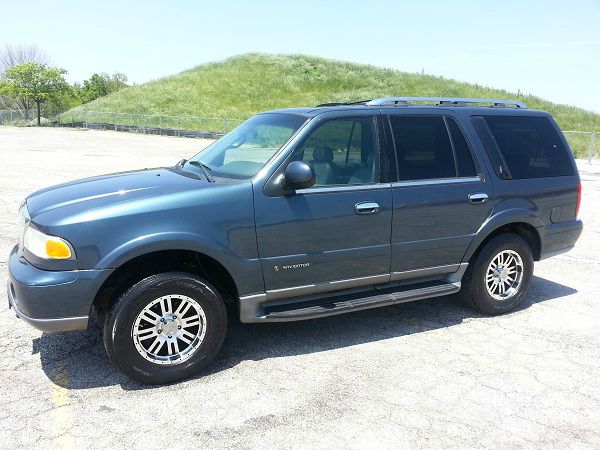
xmin=575 ymin=182 xmax=582 ymax=218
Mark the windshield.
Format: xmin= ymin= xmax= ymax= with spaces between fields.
xmin=187 ymin=113 xmax=307 ymax=179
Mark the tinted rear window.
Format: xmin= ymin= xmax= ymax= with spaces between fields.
xmin=480 ymin=116 xmax=574 ymax=179
xmin=390 ymin=116 xmax=456 ymax=181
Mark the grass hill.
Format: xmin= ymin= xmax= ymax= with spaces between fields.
xmin=63 ymin=53 xmax=599 ymax=154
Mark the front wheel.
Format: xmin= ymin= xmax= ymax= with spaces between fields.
xmin=103 ymin=272 xmax=228 ymax=384
xmin=458 ymin=233 xmax=534 ymax=315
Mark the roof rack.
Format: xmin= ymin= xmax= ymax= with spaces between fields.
xmin=315 ymin=100 xmax=370 ymax=107
xmin=364 ymin=97 xmax=527 ymax=108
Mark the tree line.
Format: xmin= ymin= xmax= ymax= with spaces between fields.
xmin=0 ymin=44 xmax=129 ymax=125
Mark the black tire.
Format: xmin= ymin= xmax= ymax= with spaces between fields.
xmin=103 ymin=272 xmax=228 ymax=384
xmin=458 ymin=233 xmax=534 ymax=315
xmin=94 ymin=306 xmax=108 ymax=331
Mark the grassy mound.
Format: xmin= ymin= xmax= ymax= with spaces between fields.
xmin=63 ymin=53 xmax=599 ymax=155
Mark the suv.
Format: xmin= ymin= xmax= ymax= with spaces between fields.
xmin=7 ymin=97 xmax=583 ymax=384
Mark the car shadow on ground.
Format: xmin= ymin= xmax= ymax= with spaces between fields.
xmin=37 ymin=275 xmax=576 ymax=390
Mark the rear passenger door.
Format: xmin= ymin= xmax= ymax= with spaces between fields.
xmin=386 ymin=112 xmax=494 ymax=278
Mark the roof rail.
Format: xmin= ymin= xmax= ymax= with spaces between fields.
xmin=364 ymin=97 xmax=527 ymax=108
xmin=315 ymin=100 xmax=370 ymax=107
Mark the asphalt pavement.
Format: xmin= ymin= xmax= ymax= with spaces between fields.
xmin=1 ymin=126 xmax=599 ymax=449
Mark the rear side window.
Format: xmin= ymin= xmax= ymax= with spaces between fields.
xmin=447 ymin=118 xmax=477 ymax=177
xmin=389 ymin=116 xmax=477 ymax=181
xmin=476 ymin=116 xmax=574 ymax=179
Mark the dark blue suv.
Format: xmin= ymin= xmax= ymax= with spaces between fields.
xmin=7 ymin=97 xmax=583 ymax=383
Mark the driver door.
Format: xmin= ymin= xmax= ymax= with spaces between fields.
xmin=253 ymin=113 xmax=393 ymax=294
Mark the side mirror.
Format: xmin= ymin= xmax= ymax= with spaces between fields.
xmin=282 ymin=161 xmax=316 ymax=191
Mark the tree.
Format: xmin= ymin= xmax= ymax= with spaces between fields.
xmin=0 ymin=62 xmax=70 ymax=125
xmin=0 ymin=44 xmax=51 ymax=111
xmin=80 ymin=73 xmax=109 ymax=103
xmin=44 ymin=85 xmax=81 ymax=117
xmin=79 ymin=72 xmax=128 ymax=103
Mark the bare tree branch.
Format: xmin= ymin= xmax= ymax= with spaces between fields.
xmin=0 ymin=44 xmax=51 ymax=73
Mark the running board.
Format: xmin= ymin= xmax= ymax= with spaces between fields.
xmin=240 ymin=281 xmax=460 ymax=323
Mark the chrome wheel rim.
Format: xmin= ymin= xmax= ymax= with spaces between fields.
xmin=132 ymin=294 xmax=207 ymax=365
xmin=485 ymin=250 xmax=524 ymax=301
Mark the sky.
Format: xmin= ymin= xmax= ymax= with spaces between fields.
xmin=1 ymin=0 xmax=599 ymax=112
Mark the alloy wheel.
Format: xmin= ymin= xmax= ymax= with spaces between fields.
xmin=132 ymin=294 xmax=207 ymax=365
xmin=485 ymin=250 xmax=524 ymax=301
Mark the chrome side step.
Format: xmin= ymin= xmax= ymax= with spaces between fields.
xmin=240 ymin=281 xmax=460 ymax=323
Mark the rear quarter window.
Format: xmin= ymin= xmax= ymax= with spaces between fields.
xmin=475 ymin=115 xmax=574 ymax=179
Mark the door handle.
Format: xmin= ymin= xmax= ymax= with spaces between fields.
xmin=468 ymin=193 xmax=488 ymax=204
xmin=355 ymin=202 xmax=380 ymax=215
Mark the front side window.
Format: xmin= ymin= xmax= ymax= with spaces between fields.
xmin=188 ymin=113 xmax=306 ymax=179
xmin=295 ymin=118 xmax=377 ymax=186
xmin=390 ymin=116 xmax=457 ymax=181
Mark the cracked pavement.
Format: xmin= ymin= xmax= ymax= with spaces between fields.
xmin=0 ymin=126 xmax=599 ymax=449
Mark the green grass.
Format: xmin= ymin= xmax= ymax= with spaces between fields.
xmin=564 ymin=132 xmax=598 ymax=159
xmin=62 ymin=53 xmax=600 ymax=155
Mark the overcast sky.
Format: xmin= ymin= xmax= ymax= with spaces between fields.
xmin=1 ymin=0 xmax=599 ymax=112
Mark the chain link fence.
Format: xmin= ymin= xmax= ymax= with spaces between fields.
xmin=0 ymin=109 xmax=244 ymax=138
xmin=55 ymin=111 xmax=245 ymax=138
xmin=1 ymin=109 xmax=599 ymax=161
xmin=563 ymin=131 xmax=598 ymax=162
xmin=0 ymin=109 xmax=43 ymax=126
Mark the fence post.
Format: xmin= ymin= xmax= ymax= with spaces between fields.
xmin=590 ymin=132 xmax=596 ymax=164
xmin=10 ymin=110 xmax=13 ymax=123
xmin=85 ymin=111 xmax=89 ymax=129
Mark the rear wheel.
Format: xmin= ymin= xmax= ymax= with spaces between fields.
xmin=103 ymin=272 xmax=227 ymax=384
xmin=458 ymin=233 xmax=534 ymax=315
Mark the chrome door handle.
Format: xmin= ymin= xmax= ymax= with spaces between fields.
xmin=355 ymin=202 xmax=380 ymax=215
xmin=468 ymin=193 xmax=488 ymax=204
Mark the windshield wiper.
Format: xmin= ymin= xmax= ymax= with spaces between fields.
xmin=188 ymin=160 xmax=215 ymax=182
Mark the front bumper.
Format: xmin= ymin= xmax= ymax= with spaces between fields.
xmin=7 ymin=280 xmax=88 ymax=332
xmin=7 ymin=245 xmax=112 ymax=332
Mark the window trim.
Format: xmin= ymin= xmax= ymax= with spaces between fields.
xmin=296 ymin=182 xmax=392 ymax=195
xmin=443 ymin=117 xmax=460 ymax=177
xmin=390 ymin=176 xmax=482 ymax=189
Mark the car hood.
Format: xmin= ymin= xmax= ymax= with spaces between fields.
xmin=26 ymin=167 xmax=212 ymax=218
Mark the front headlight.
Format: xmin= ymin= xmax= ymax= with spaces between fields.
xmin=23 ymin=225 xmax=74 ymax=260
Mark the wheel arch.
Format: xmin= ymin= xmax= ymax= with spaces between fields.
xmin=92 ymin=248 xmax=240 ymax=319
xmin=464 ymin=211 xmax=542 ymax=264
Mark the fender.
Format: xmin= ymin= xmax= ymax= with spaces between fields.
xmin=96 ymin=231 xmax=264 ymax=296
xmin=462 ymin=208 xmax=543 ymax=262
